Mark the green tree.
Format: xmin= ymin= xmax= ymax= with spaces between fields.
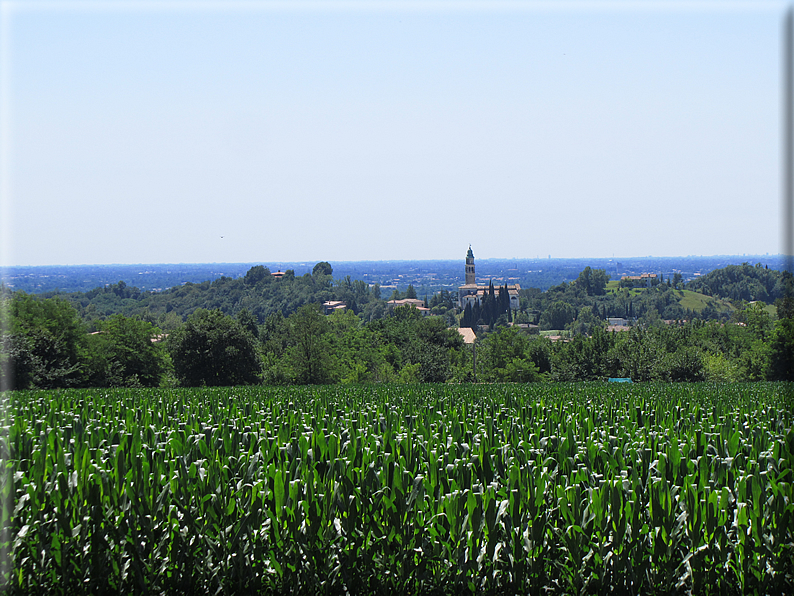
xmin=775 ymin=271 xmax=794 ymax=318
xmin=664 ymin=346 xmax=705 ymax=382
xmin=312 ymin=261 xmax=333 ymax=277
xmin=702 ymin=352 xmax=740 ymax=382
xmin=1 ymin=332 xmax=35 ymax=391
xmin=405 ymin=284 xmax=418 ymax=299
xmin=412 ymin=316 xmax=463 ymax=382
xmin=259 ymin=311 xmax=291 ymax=384
xmin=461 ymin=302 xmax=474 ymax=328
xmin=244 ymin=265 xmax=269 ymax=286
xmin=86 ymin=314 xmax=167 ymax=387
xmin=611 ymin=327 xmax=665 ymax=382
xmin=287 ymin=304 xmax=335 ymax=384
xmin=768 ymin=270 xmax=794 ymax=380
xmin=575 ymin=267 xmax=610 ymax=296
xmin=570 ymin=305 xmax=601 ymax=336
xmin=4 ymin=293 xmax=88 ymax=389
xmin=735 ymin=302 xmax=773 ymax=341
xmin=360 ymin=300 xmax=386 ymax=323
xmin=540 ymin=300 xmax=576 ymax=331
xmin=167 ymin=309 xmax=260 ymax=387
xmin=325 ymin=309 xmax=383 ymax=383
xmin=480 ymin=326 xmax=542 ymax=382
xmin=369 ymin=305 xmax=463 ymax=383
xmin=551 ymin=325 xmax=617 ymax=381
xmin=638 ymin=306 xmax=664 ymax=329
xmin=767 ymin=318 xmax=794 ymax=381
xmin=687 ymin=262 xmax=783 ymax=303
xmin=236 ymin=308 xmax=259 ymax=339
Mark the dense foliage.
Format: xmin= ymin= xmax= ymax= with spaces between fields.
xmin=460 ymin=281 xmax=514 ymax=329
xmin=1 ymin=297 xmax=168 ymax=391
xmin=2 ymin=265 xmax=792 ymax=389
xmin=548 ymin=308 xmax=794 ymax=382
xmin=10 ymin=263 xmax=784 ymax=336
xmin=3 ymin=299 xmax=793 ymax=389
xmin=2 ymin=294 xmax=87 ymax=389
xmin=687 ymin=262 xmax=785 ymax=303
xmin=84 ymin=314 xmax=167 ymax=388
xmin=33 ymin=264 xmax=393 ymax=332
xmin=167 ymin=309 xmax=261 ymax=387
xmin=2 ymin=384 xmax=791 ymax=594
xmin=521 ymin=278 xmax=730 ymax=328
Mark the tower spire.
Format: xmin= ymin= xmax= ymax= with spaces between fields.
xmin=465 ymin=246 xmax=475 ymax=285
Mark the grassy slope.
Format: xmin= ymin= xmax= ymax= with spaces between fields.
xmin=558 ymin=281 xmax=738 ymax=315
xmin=678 ymin=289 xmax=734 ymax=313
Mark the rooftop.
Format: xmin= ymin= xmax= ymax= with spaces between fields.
xmin=457 ymin=327 xmax=476 ymax=344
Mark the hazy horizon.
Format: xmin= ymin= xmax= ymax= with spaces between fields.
xmin=4 ymin=252 xmax=785 ymax=270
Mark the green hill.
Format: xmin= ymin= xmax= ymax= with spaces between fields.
xmin=686 ymin=263 xmax=783 ymax=303
xmin=678 ymin=289 xmax=734 ymax=314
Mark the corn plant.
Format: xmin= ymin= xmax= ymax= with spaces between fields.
xmin=0 ymin=383 xmax=792 ymax=594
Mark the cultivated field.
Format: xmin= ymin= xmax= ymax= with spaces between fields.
xmin=1 ymin=383 xmax=792 ymax=594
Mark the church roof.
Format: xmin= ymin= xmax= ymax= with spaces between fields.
xmin=467 ymin=246 xmax=474 ymax=259
xmin=459 ymin=283 xmax=520 ymax=292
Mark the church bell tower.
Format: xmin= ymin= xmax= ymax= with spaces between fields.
xmin=465 ymin=246 xmax=475 ymax=285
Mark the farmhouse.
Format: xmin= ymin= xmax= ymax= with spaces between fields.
xmin=386 ymin=298 xmax=431 ymax=315
xmin=620 ymin=273 xmax=658 ymax=288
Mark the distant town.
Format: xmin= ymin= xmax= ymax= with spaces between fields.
xmin=3 ymin=253 xmax=784 ymax=295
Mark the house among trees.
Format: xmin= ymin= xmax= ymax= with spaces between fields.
xmin=457 ymin=246 xmax=520 ymax=311
xmin=620 ymin=273 xmax=658 ymax=288
xmin=606 ymin=317 xmax=630 ymax=332
xmin=386 ymin=298 xmax=430 ymax=315
xmin=322 ymin=300 xmax=347 ymax=314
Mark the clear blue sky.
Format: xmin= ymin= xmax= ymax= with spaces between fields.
xmin=0 ymin=1 xmax=786 ymax=266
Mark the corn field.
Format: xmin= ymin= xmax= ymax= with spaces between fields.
xmin=0 ymin=383 xmax=792 ymax=595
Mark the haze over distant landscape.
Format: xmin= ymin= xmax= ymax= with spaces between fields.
xmin=0 ymin=1 xmax=785 ymax=267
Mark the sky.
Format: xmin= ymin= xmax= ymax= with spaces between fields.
xmin=0 ymin=0 xmax=788 ymax=266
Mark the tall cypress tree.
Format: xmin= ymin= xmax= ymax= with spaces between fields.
xmin=462 ymin=302 xmax=473 ymax=328
xmin=496 ymin=284 xmax=508 ymax=324
xmin=484 ymin=281 xmax=494 ymax=327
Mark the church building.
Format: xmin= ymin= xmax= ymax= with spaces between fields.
xmin=458 ymin=246 xmax=520 ymax=311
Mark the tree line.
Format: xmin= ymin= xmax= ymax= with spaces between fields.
xmin=1 ymin=297 xmax=466 ymax=389
xmin=10 ymin=261 xmax=787 ymax=336
xmin=3 ymin=270 xmax=792 ymax=388
xmin=32 ymin=262 xmax=458 ymax=333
